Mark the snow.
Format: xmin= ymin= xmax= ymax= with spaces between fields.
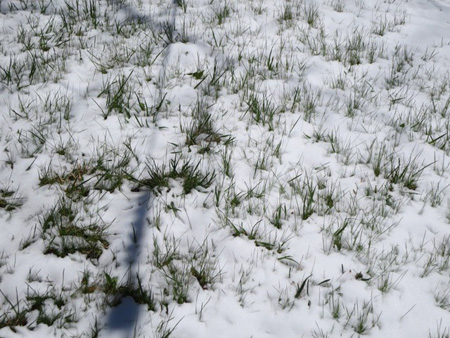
xmin=0 ymin=0 xmax=450 ymax=337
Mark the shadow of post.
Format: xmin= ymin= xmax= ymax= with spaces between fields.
xmin=100 ymin=1 xmax=180 ymax=335
xmin=102 ymin=191 xmax=152 ymax=337
xmin=98 ymin=0 xmax=213 ymax=335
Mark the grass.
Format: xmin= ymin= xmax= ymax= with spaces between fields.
xmin=0 ymin=291 xmax=28 ymax=331
xmin=245 ymin=92 xmax=280 ymax=131
xmin=0 ymin=187 xmax=23 ymax=212
xmin=131 ymin=157 xmax=215 ymax=195
xmin=184 ymin=97 xmax=222 ymax=148
xmin=39 ymin=197 xmax=110 ymax=259
xmin=96 ymin=72 xmax=135 ymax=119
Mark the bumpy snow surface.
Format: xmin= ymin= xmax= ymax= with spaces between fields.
xmin=1 ymin=0 xmax=450 ymax=337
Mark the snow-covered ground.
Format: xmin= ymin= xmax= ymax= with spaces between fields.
xmin=1 ymin=0 xmax=450 ymax=337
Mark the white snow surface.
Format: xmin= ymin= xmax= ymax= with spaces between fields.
xmin=0 ymin=0 xmax=450 ymax=337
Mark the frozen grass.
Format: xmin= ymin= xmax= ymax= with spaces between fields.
xmin=1 ymin=0 xmax=450 ymax=337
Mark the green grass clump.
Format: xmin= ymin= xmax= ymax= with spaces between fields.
xmin=134 ymin=157 xmax=215 ymax=195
